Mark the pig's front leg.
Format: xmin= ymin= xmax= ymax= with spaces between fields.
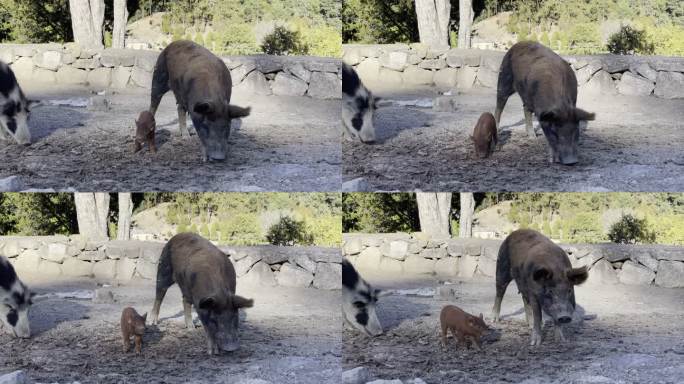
xmin=529 ymin=297 xmax=543 ymax=346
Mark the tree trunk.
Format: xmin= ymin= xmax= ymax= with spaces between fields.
xmin=414 ymin=0 xmax=451 ymax=48
xmin=459 ymin=193 xmax=475 ymax=238
xmin=458 ymin=0 xmax=474 ymax=48
xmin=116 ymin=193 xmax=132 ymax=240
xmin=416 ymin=193 xmax=452 ymax=237
xmin=74 ymin=193 xmax=110 ymax=240
xmin=112 ymin=0 xmax=128 ymax=49
xmin=68 ymin=0 xmax=105 ymax=50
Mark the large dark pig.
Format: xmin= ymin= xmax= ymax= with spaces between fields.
xmin=342 ymin=63 xmax=378 ymax=143
xmin=149 ymin=233 xmax=254 ymax=355
xmin=494 ymin=42 xmax=595 ymax=165
xmin=0 ymin=61 xmax=36 ymax=145
xmin=491 ymin=229 xmax=588 ymax=346
xmin=149 ymin=40 xmax=251 ymax=162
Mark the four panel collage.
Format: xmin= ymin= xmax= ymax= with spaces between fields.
xmin=0 ymin=1 xmax=683 ymax=383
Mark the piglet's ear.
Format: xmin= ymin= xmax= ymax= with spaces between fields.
xmin=228 ymin=105 xmax=251 ymax=118
xmin=141 ymin=313 xmax=148 ymax=322
xmin=233 ymin=295 xmax=254 ymax=309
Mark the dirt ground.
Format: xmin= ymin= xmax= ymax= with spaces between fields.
xmin=0 ymin=274 xmax=341 ymax=384
xmin=343 ymin=271 xmax=684 ymax=384
xmin=343 ymin=86 xmax=684 ymax=192
xmin=0 ymin=83 xmax=340 ymax=192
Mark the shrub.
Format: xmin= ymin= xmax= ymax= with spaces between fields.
xmin=260 ymin=25 xmax=308 ymax=56
xmin=266 ymin=216 xmax=313 ymax=246
xmin=213 ymin=22 xmax=260 ymax=55
xmin=607 ymin=25 xmax=654 ymax=55
xmin=608 ymin=214 xmax=656 ymax=244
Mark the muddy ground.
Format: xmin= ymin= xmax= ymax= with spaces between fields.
xmin=343 ymin=87 xmax=684 ymax=191
xmin=343 ymin=271 xmax=684 ymax=384
xmin=0 ymin=83 xmax=340 ymax=192
xmin=0 ymin=274 xmax=341 ymax=384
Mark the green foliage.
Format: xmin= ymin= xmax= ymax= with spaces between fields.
xmin=608 ymin=214 xmax=656 ymax=244
xmin=104 ymin=30 xmax=112 ymax=48
xmin=266 ymin=216 xmax=314 ymax=246
xmin=260 ymin=25 xmax=309 ymax=55
xmin=342 ymin=0 xmax=418 ymax=44
xmin=0 ymin=0 xmax=72 ymax=43
xmin=607 ymin=25 xmax=655 ymax=54
xmin=343 ymin=193 xmax=420 ymax=233
xmin=290 ymin=18 xmax=342 ymax=57
xmin=0 ymin=193 xmax=77 ymax=235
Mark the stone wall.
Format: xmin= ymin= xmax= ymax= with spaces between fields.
xmin=0 ymin=235 xmax=342 ymax=290
xmin=0 ymin=43 xmax=341 ymax=99
xmin=342 ymin=233 xmax=684 ymax=288
xmin=342 ymin=44 xmax=684 ymax=99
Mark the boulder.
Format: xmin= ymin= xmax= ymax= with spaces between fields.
xmin=135 ymin=51 xmax=158 ymax=72
xmin=342 ymin=177 xmax=371 ymax=192
xmin=456 ymin=66 xmax=477 ymax=89
xmin=356 ymin=247 xmax=382 ymax=270
xmin=235 ymin=254 xmax=262 ymax=277
xmin=445 ymin=49 xmax=481 ymax=67
xmin=56 ymin=66 xmax=88 ymax=85
xmin=87 ymin=67 xmax=112 ymax=88
xmin=587 ymin=259 xmax=618 ymax=285
xmin=130 ymin=67 xmax=152 ymax=88
xmin=435 ymin=257 xmax=459 ymax=276
xmin=630 ymin=62 xmax=657 ymax=82
xmin=418 ymin=58 xmax=446 ymax=70
xmin=276 ymin=262 xmax=313 ymax=288
xmin=602 ymin=246 xmax=631 ymax=262
xmin=458 ymin=255 xmax=478 ymax=278
xmin=404 ymin=255 xmax=435 ymax=274
xmin=285 ymin=62 xmax=311 ymax=83
xmin=44 ymin=242 xmax=69 ymax=263
xmin=476 ymin=67 xmax=498 ymax=88
xmin=0 ymin=370 xmax=29 ymax=384
xmin=582 ymin=70 xmax=617 ymax=95
xmin=343 ymin=238 xmax=363 ymax=255
xmin=433 ymin=68 xmax=458 ymax=89
xmin=630 ymin=252 xmax=659 ymax=271
xmin=342 ymin=366 xmax=370 ymax=384
xmin=0 ymin=49 xmax=15 ymax=64
xmin=343 ymin=49 xmax=362 ymax=66
xmin=272 ymin=72 xmax=308 ymax=96
xmin=408 ymin=240 xmax=427 ymax=254
xmin=307 ymin=71 xmax=341 ymax=99
xmin=379 ymin=256 xmax=403 ymax=273
xmin=601 ymin=55 xmax=632 ymax=73
xmin=654 ymin=260 xmax=684 ymax=288
xmin=235 ymin=71 xmax=272 ymax=95
xmin=242 ymin=261 xmax=277 ymax=286
xmin=116 ymin=257 xmax=137 ymax=280
xmin=62 ymin=258 xmax=93 ymax=277
xmin=32 ymin=50 xmax=62 ymax=71
xmin=313 ymin=262 xmax=342 ymax=290
xmin=378 ymin=68 xmax=402 ymax=85
xmin=447 ymin=242 xmax=464 ymax=257
xmin=140 ymin=244 xmax=163 ymax=263
xmin=356 ymin=58 xmax=381 ymax=84
xmin=72 ymin=58 xmax=100 ymax=70
xmin=618 ymin=261 xmax=655 ymax=285
xmin=13 ymin=251 xmax=41 ymax=272
xmin=135 ymin=259 xmax=157 ymax=279
xmin=381 ymin=240 xmax=409 ymax=261
xmin=292 ymin=254 xmax=316 ymax=273
xmin=38 ymin=260 xmax=62 ymax=276
xmin=254 ymin=56 xmax=283 ymax=73
xmin=617 ymin=72 xmax=654 ymax=96
xmin=575 ymin=63 xmax=601 ymax=85
xmin=92 ymin=259 xmax=117 ymax=280
xmin=403 ymin=65 xmax=434 ymax=85
xmin=409 ymin=43 xmax=429 ymax=59
xmin=231 ymin=62 xmax=257 ymax=84
xmin=100 ymin=49 xmax=137 ymax=67
xmin=33 ymin=68 xmax=56 ymax=83
xmin=105 ymin=240 xmax=140 ymax=259
xmin=380 ymin=51 xmax=408 ymax=71
xmin=0 ymin=176 xmax=22 ymax=192
xmin=10 ymin=57 xmax=34 ymax=81
xmin=477 ymin=256 xmax=496 ymax=277
xmin=654 ymin=71 xmax=684 ymax=99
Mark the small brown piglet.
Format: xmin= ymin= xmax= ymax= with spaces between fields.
xmin=471 ymin=112 xmax=497 ymax=159
xmin=134 ymin=110 xmax=156 ymax=153
xmin=440 ymin=305 xmax=489 ymax=350
xmin=121 ymin=307 xmax=147 ymax=354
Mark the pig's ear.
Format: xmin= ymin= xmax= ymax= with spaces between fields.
xmin=539 ymin=110 xmax=558 ymax=123
xmin=233 ymin=295 xmax=254 ymax=309
xmin=372 ymin=96 xmax=381 ymax=109
xmin=533 ymin=267 xmax=552 ymax=281
xmin=228 ymin=105 xmax=251 ymax=118
xmin=194 ymin=101 xmax=215 ymax=115
xmin=567 ymin=266 xmax=589 ymax=285
xmin=574 ymin=108 xmax=595 ymax=122
xmin=141 ymin=313 xmax=147 ymax=322
xmin=199 ymin=296 xmax=217 ymax=310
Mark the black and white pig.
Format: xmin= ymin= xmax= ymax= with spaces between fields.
xmin=0 ymin=255 xmax=35 ymax=338
xmin=342 ymin=63 xmax=378 ymax=144
xmin=491 ymin=229 xmax=588 ymax=346
xmin=342 ymin=259 xmax=383 ymax=336
xmin=150 ymin=233 xmax=253 ymax=355
xmin=149 ymin=40 xmax=251 ymax=162
xmin=0 ymin=60 xmax=35 ymax=145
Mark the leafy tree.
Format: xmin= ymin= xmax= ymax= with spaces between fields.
xmin=260 ymin=25 xmax=309 ymax=55
xmin=0 ymin=193 xmax=77 ymax=235
xmin=608 ymin=214 xmax=656 ymax=244
xmin=607 ymin=25 xmax=655 ymax=54
xmin=266 ymin=216 xmax=314 ymax=246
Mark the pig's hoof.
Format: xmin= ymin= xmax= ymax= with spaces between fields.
xmin=529 ymin=332 xmax=542 ymax=346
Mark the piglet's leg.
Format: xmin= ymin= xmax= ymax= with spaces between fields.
xmin=122 ymin=333 xmax=130 ymax=353
xmin=135 ymin=335 xmax=142 ymax=354
xmin=148 ymin=132 xmax=157 ymax=153
xmin=554 ymin=324 xmax=567 ymax=342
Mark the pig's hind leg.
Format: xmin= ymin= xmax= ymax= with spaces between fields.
xmin=150 ymin=245 xmax=174 ymax=325
xmin=492 ymin=240 xmax=513 ymax=322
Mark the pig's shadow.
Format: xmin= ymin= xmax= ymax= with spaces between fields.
xmin=377 ymin=295 xmax=432 ymax=330
xmin=28 ymin=298 xmax=89 ymax=336
xmin=497 ymin=118 xmax=525 ymax=146
xmin=375 ymin=106 xmax=434 ymax=144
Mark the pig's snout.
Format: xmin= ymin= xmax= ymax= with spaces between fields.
xmin=557 ymin=316 xmax=572 ymax=324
